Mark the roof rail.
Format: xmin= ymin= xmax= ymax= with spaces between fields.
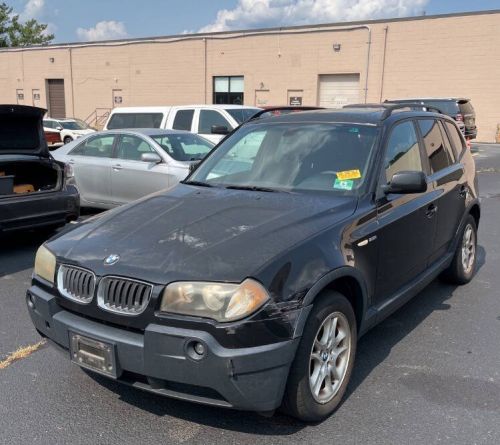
xmin=343 ymin=102 xmax=442 ymax=119
xmin=246 ymin=106 xmax=324 ymax=122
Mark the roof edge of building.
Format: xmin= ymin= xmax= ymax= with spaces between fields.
xmin=1 ymin=8 xmax=499 ymax=52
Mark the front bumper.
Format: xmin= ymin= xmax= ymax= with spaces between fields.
xmin=27 ymin=284 xmax=299 ymax=412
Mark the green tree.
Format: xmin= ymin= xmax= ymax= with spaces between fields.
xmin=0 ymin=2 xmax=54 ymax=47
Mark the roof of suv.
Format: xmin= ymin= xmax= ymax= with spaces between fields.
xmin=388 ymin=97 xmax=471 ymax=103
xmin=251 ymin=106 xmax=445 ymax=125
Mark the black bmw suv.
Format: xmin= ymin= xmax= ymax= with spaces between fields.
xmin=27 ymin=104 xmax=479 ymax=422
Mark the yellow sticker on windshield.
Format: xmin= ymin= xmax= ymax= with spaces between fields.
xmin=337 ymin=169 xmax=362 ymax=181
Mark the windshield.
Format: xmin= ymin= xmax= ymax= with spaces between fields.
xmin=151 ymin=133 xmax=214 ymax=161
xmin=190 ymin=123 xmax=379 ymax=193
xmin=225 ymin=108 xmax=260 ymax=124
xmin=60 ymin=120 xmax=87 ymax=130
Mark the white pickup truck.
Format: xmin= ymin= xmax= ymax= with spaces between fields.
xmin=103 ymin=105 xmax=260 ymax=144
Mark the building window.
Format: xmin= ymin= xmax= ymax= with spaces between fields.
xmin=213 ymin=76 xmax=244 ymax=105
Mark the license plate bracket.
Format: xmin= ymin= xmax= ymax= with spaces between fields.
xmin=70 ymin=332 xmax=118 ymax=378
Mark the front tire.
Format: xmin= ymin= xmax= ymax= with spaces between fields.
xmin=442 ymin=215 xmax=477 ymax=284
xmin=63 ymin=136 xmax=73 ymax=144
xmin=282 ymin=291 xmax=357 ymax=422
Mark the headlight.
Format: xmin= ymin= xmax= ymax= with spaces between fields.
xmin=160 ymin=278 xmax=269 ymax=322
xmin=34 ymin=245 xmax=56 ymax=284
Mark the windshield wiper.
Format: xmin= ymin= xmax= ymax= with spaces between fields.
xmin=181 ymin=180 xmax=214 ymax=187
xmin=225 ymin=185 xmax=279 ymax=193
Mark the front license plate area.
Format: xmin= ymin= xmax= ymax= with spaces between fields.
xmin=70 ymin=333 xmax=117 ymax=378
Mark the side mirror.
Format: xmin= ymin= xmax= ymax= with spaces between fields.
xmin=141 ymin=152 xmax=162 ymax=164
xmin=383 ymin=171 xmax=427 ymax=194
xmin=56 ymin=126 xmax=63 ymax=131
xmin=211 ymin=125 xmax=230 ymax=135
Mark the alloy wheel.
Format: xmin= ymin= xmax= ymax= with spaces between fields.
xmin=309 ymin=312 xmax=351 ymax=404
xmin=461 ymin=224 xmax=476 ymax=274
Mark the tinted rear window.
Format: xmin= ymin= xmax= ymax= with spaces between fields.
xmin=172 ymin=110 xmax=194 ymax=131
xmin=420 ymin=101 xmax=459 ymax=116
xmin=107 ymin=112 xmax=163 ymax=129
xmin=0 ymin=115 xmax=39 ymax=150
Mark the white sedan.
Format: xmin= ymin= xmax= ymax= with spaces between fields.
xmin=51 ymin=129 xmax=214 ymax=209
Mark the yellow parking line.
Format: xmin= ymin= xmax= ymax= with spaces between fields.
xmin=0 ymin=340 xmax=46 ymax=370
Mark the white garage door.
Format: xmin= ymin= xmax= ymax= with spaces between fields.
xmin=318 ymin=74 xmax=361 ymax=108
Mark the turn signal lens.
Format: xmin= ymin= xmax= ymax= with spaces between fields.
xmin=160 ymin=279 xmax=269 ymax=322
xmin=34 ymin=244 xmax=56 ymax=284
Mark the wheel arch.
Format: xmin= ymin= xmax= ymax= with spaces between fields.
xmin=301 ymin=267 xmax=369 ymax=334
xmin=469 ymin=202 xmax=480 ymax=228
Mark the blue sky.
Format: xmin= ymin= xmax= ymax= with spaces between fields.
xmin=8 ymin=0 xmax=500 ymax=43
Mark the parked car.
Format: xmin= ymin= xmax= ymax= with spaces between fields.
xmin=51 ymin=129 xmax=214 ymax=209
xmin=0 ymin=105 xmax=79 ymax=233
xmin=44 ymin=128 xmax=62 ymax=149
xmin=103 ymin=105 xmax=261 ymax=144
xmin=43 ymin=118 xmax=96 ymax=144
xmin=28 ymin=104 xmax=479 ymax=422
xmin=385 ymin=98 xmax=477 ymax=139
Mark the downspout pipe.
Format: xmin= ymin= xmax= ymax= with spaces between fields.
xmin=379 ymin=26 xmax=389 ymax=102
xmin=360 ymin=25 xmax=371 ymax=103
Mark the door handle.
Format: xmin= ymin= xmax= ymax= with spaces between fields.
xmin=459 ymin=185 xmax=468 ymax=198
xmin=112 ymin=164 xmax=123 ymax=170
xmin=426 ymin=204 xmax=438 ymax=218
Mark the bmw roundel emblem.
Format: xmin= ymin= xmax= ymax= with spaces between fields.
xmin=104 ymin=254 xmax=120 ymax=266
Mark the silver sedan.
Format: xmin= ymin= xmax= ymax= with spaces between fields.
xmin=51 ymin=129 xmax=214 ymax=209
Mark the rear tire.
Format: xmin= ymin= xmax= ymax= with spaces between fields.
xmin=282 ymin=291 xmax=357 ymax=422
xmin=441 ymin=215 xmax=477 ymax=284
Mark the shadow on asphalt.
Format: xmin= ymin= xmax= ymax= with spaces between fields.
xmin=0 ymin=230 xmax=52 ymax=277
xmin=85 ymin=244 xmax=486 ymax=432
xmin=0 ymin=208 xmax=103 ymax=278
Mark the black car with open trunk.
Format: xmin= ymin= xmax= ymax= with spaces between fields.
xmin=27 ymin=104 xmax=479 ymax=422
xmin=0 ymin=105 xmax=79 ymax=233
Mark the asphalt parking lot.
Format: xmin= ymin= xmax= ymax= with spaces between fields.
xmin=1 ymin=144 xmax=499 ymax=445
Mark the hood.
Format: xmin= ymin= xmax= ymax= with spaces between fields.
xmin=47 ymin=184 xmax=357 ymax=284
xmin=0 ymin=105 xmax=49 ymax=157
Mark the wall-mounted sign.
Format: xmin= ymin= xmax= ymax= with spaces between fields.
xmin=289 ymin=96 xmax=302 ymax=106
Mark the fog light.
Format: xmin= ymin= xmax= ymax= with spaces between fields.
xmin=194 ymin=342 xmax=205 ymax=356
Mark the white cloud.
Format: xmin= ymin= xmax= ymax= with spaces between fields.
xmin=199 ymin=0 xmax=430 ymax=32
xmin=20 ymin=0 xmax=45 ymax=20
xmin=76 ymin=21 xmax=129 ymax=41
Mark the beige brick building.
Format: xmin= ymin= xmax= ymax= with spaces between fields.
xmin=0 ymin=10 xmax=499 ymax=141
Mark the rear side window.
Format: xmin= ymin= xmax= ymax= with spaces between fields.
xmin=384 ymin=121 xmax=422 ymax=182
xmin=418 ymin=119 xmax=455 ymax=173
xmin=71 ymin=135 xmax=115 ymax=158
xmin=172 ymin=110 xmax=194 ymax=131
xmin=445 ymin=121 xmax=465 ymax=155
xmin=107 ymin=113 xmax=163 ymax=129
xmin=198 ymin=110 xmax=232 ymax=134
